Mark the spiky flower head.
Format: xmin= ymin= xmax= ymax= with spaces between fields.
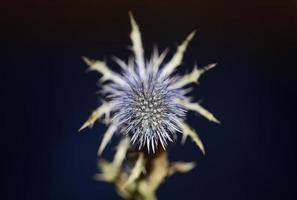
xmin=80 ymin=12 xmax=219 ymax=154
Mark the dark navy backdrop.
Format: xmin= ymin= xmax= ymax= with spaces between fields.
xmin=2 ymin=1 xmax=296 ymax=199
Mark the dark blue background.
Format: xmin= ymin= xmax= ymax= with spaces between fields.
xmin=2 ymin=0 xmax=297 ymax=199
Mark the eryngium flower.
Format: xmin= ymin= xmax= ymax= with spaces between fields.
xmin=80 ymin=12 xmax=220 ymax=154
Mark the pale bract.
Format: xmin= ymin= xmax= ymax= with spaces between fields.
xmin=80 ymin=12 xmax=219 ymax=154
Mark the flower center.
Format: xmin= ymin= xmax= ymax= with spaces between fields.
xmin=134 ymin=91 xmax=165 ymax=133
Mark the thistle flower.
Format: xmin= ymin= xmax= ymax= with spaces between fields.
xmin=79 ymin=12 xmax=219 ymax=155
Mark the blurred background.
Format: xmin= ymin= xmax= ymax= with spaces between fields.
xmin=2 ymin=0 xmax=297 ymax=199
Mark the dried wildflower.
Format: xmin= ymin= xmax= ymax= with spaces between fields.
xmin=79 ymin=12 xmax=219 ymax=155
xmin=79 ymin=12 xmax=220 ymax=200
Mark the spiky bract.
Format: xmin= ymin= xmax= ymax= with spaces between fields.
xmin=80 ymin=12 xmax=219 ymax=154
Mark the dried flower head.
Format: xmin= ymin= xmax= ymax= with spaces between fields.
xmin=79 ymin=12 xmax=219 ymax=154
